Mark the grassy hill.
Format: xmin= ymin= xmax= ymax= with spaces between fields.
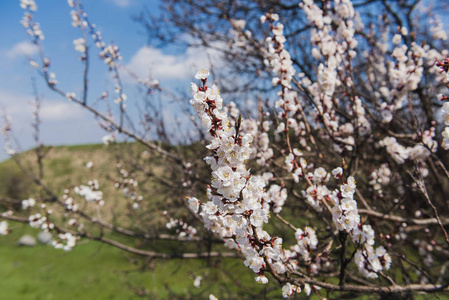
xmin=0 ymin=143 xmax=118 ymax=201
xmin=0 ymin=143 xmax=282 ymax=299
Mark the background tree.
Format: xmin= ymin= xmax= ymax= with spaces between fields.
xmin=1 ymin=0 xmax=449 ymax=298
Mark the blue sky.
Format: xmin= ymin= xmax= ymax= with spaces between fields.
xmin=0 ymin=0 xmax=216 ymax=161
xmin=5 ymin=1 xmax=445 ymax=163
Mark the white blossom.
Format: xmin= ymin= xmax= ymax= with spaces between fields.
xmin=0 ymin=221 xmax=9 ymax=235
xmin=195 ymin=68 xmax=210 ymax=80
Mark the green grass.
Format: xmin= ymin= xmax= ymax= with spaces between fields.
xmin=47 ymin=156 xmax=74 ymax=177
xmin=0 ymin=223 xmax=281 ymax=299
xmin=0 ymin=225 xmax=139 ymax=299
xmin=0 ymin=158 xmax=34 ymax=200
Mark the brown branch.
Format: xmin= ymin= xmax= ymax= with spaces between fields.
xmin=409 ymin=170 xmax=449 ymax=246
xmin=0 ymin=214 xmax=236 ymax=259
xmin=338 ymin=231 xmax=349 ymax=286
xmin=83 ymin=233 xmax=238 ymax=259
xmin=274 ymin=213 xmax=297 ymax=231
xmin=295 ymin=277 xmax=448 ymax=294
xmin=359 ymin=209 xmax=449 ymax=226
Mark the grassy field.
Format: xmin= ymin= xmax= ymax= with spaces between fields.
xmin=0 ymin=144 xmax=283 ymax=299
xmin=0 ymin=223 xmax=280 ymax=299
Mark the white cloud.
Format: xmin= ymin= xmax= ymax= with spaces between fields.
xmin=0 ymin=90 xmax=86 ymax=122
xmin=124 ymin=47 xmax=194 ymax=80
xmin=0 ymin=91 xmax=31 ymax=117
xmin=40 ymin=102 xmax=85 ymax=121
xmin=109 ymin=0 xmax=131 ymax=7
xmin=0 ymin=89 xmax=99 ymax=161
xmin=6 ymin=41 xmax=38 ymax=59
xmin=124 ymin=44 xmax=223 ymax=82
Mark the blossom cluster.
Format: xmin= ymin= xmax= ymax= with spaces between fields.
xmin=21 ymin=198 xmax=36 ymax=210
xmin=330 ymin=175 xmax=391 ymax=278
xmin=52 ymin=232 xmax=77 ymax=251
xmin=68 ymin=1 xmax=123 ymax=69
xmin=1 ymin=119 xmax=16 ymax=156
xmin=378 ymin=130 xmax=437 ymax=166
xmin=258 ymin=1 xmax=394 ymax=287
xmin=189 ymin=69 xmax=291 ymax=290
xmin=29 ymin=212 xmax=54 ymax=231
xmin=262 ymin=12 xmax=310 ymax=185
xmin=290 ymin=226 xmax=318 ymax=264
xmin=332 ymin=176 xmax=360 ymax=232
xmin=100 ymin=44 xmax=122 ymax=68
xmin=188 ymin=68 xmax=391 ymax=297
xmin=436 ymin=58 xmax=449 ymax=149
xmin=262 ymin=13 xmax=296 ymax=90
xmin=353 ymin=225 xmax=392 ymax=278
xmin=166 ymin=217 xmax=198 ymax=238
xmin=220 ymin=100 xmax=274 ymax=167
xmin=334 ymin=178 xmax=391 ymax=278
xmin=19 ymin=190 xmax=80 ymax=251
xmin=310 ymin=1 xmax=370 ymax=152
xmin=74 ymin=179 xmax=104 ymax=205
xmin=113 ymin=165 xmax=143 ymax=210
xmin=368 ymin=164 xmax=392 ymax=197
xmin=20 ymin=0 xmax=44 ymax=41
xmin=301 ymin=167 xmax=332 ymax=211
xmin=308 ymin=0 xmax=357 ymax=94
xmin=0 ymin=221 xmax=9 ymax=235
xmin=63 ymin=189 xmax=79 ymax=212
